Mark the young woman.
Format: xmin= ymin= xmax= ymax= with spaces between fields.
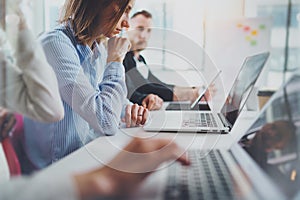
xmin=22 ymin=0 xmax=149 ymax=172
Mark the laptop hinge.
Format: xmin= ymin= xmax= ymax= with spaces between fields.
xmin=218 ymin=113 xmax=232 ymax=131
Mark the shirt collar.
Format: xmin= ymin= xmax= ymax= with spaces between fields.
xmin=128 ymin=51 xmax=146 ymax=64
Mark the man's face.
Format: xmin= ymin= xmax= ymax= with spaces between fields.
xmin=128 ymin=14 xmax=152 ymax=51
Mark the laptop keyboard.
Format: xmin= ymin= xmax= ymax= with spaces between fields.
xmin=165 ymin=149 xmax=235 ymax=200
xmin=166 ymin=103 xmax=192 ymax=110
xmin=182 ymin=113 xmax=218 ymax=128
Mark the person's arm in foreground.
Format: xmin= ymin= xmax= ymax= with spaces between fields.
xmin=0 ymin=137 xmax=189 ymax=200
xmin=75 ymin=137 xmax=190 ymax=199
xmin=0 ymin=13 xmax=64 ymax=123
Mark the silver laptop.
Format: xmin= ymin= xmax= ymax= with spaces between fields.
xmin=144 ymin=52 xmax=270 ymax=133
xmin=165 ymin=70 xmax=222 ymax=111
xmin=163 ymin=72 xmax=300 ymax=200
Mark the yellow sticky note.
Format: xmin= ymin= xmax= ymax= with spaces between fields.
xmin=251 ymin=30 xmax=258 ymax=36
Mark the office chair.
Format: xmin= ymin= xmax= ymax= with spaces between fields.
xmin=1 ymin=137 xmax=21 ymax=176
xmin=0 ymin=113 xmax=21 ymax=176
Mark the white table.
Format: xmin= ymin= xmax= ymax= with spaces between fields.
xmin=43 ymin=109 xmax=258 ymax=199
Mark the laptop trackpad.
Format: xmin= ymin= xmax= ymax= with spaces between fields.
xmin=146 ymin=111 xmax=184 ymax=130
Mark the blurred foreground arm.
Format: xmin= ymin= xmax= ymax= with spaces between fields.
xmin=74 ymin=137 xmax=190 ymax=199
xmin=0 ymin=11 xmax=64 ymax=122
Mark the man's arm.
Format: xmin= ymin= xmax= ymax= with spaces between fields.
xmin=148 ymin=70 xmax=174 ymax=89
xmin=125 ymin=74 xmax=148 ymax=104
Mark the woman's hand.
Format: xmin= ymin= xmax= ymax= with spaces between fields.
xmin=122 ymin=104 xmax=148 ymax=128
xmin=107 ymin=37 xmax=131 ymax=63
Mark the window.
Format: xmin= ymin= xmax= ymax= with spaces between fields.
xmin=44 ymin=0 xmax=64 ymax=31
xmin=245 ymin=0 xmax=300 ymax=87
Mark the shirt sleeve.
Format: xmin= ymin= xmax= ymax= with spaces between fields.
xmin=0 ymin=28 xmax=64 ymax=123
xmin=0 ymin=171 xmax=79 ymax=200
xmin=148 ymin=71 xmax=174 ymax=90
xmin=40 ymin=32 xmax=127 ymax=135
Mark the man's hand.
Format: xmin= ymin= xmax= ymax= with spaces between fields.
xmin=173 ymin=86 xmax=199 ymax=102
xmin=201 ymin=83 xmax=217 ymax=101
xmin=142 ymin=94 xmax=163 ymax=110
xmin=173 ymin=84 xmax=217 ymax=102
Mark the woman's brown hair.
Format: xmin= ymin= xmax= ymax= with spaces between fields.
xmin=60 ymin=0 xmax=130 ymax=45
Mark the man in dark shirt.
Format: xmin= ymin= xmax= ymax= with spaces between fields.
xmin=123 ymin=10 xmax=201 ymax=110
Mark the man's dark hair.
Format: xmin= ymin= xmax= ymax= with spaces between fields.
xmin=131 ymin=10 xmax=152 ymax=19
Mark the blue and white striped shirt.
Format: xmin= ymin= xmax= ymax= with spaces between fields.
xmin=23 ymin=23 xmax=128 ymax=170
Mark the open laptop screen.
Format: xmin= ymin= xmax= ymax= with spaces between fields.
xmin=220 ymin=52 xmax=269 ymax=126
xmin=239 ymin=74 xmax=300 ymax=198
